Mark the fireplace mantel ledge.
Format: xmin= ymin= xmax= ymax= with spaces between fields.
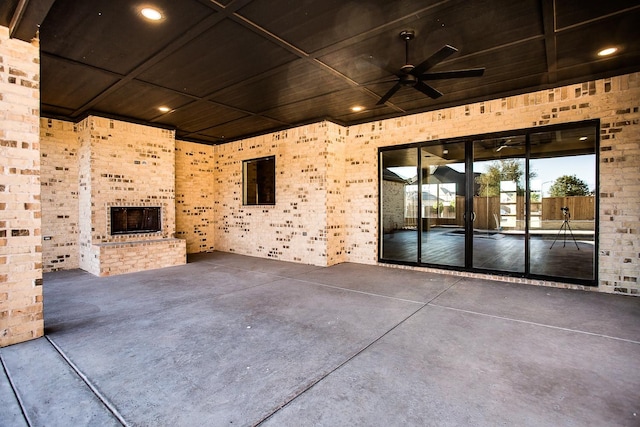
xmin=94 ymin=238 xmax=184 ymax=248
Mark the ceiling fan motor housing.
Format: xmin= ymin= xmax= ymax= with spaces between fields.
xmin=400 ymin=70 xmax=418 ymax=86
xmin=400 ymin=30 xmax=415 ymax=41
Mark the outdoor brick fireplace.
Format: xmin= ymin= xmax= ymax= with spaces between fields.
xmin=78 ymin=116 xmax=186 ymax=276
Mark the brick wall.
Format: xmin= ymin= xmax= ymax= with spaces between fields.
xmin=40 ymin=118 xmax=79 ymax=271
xmin=78 ymin=117 xmax=177 ymax=243
xmin=77 ymin=117 xmax=92 ymax=273
xmin=213 ymin=123 xmax=334 ymax=265
xmin=93 ymin=239 xmax=186 ymax=276
xmin=0 ymin=27 xmax=43 ymax=346
xmin=175 ymin=140 xmax=215 ymax=253
xmin=325 ymin=122 xmax=347 ymax=265
xmin=76 ymin=116 xmax=185 ymax=276
xmin=342 ymin=124 xmax=380 ymax=264
xmin=597 ymin=77 xmax=640 ymax=294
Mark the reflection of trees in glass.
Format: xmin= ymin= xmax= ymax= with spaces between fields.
xmin=549 ymin=174 xmax=591 ymax=196
xmin=476 ymin=159 xmax=534 ymax=196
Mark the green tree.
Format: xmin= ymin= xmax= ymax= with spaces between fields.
xmin=548 ymin=174 xmax=590 ymax=196
xmin=476 ymin=159 xmax=532 ymax=196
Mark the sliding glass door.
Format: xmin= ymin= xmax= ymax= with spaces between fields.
xmin=379 ymin=121 xmax=598 ymax=285
xmin=528 ymin=125 xmax=596 ymax=281
xmin=380 ymin=147 xmax=419 ymax=263
xmin=471 ymin=134 xmax=526 ymax=273
xmin=420 ymin=142 xmax=467 ymax=267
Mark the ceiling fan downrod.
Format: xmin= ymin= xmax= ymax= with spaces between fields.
xmin=400 ymin=30 xmax=415 ymax=69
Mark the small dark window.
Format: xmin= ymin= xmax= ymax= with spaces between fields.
xmin=243 ymin=156 xmax=276 ymax=205
xmin=111 ymin=207 xmax=161 ymax=235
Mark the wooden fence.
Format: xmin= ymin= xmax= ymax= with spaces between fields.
xmin=541 ymin=197 xmax=595 ymax=220
xmin=424 ymin=196 xmax=594 ymax=229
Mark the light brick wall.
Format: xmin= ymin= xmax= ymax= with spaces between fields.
xmin=175 ymin=140 xmax=215 ymax=253
xmin=325 ymin=122 xmax=347 ymax=265
xmin=0 ymin=26 xmax=43 ymax=346
xmin=93 ymin=239 xmax=186 ymax=276
xmin=80 ymin=116 xmax=177 ymax=243
xmin=76 ymin=116 xmax=185 ymax=276
xmin=343 ymin=124 xmax=380 ymax=264
xmin=77 ymin=118 xmax=92 ymax=272
xmin=41 ymin=120 xmax=213 ymax=275
xmin=597 ymin=77 xmax=640 ymax=294
xmin=213 ymin=123 xmax=334 ymax=265
xmin=40 ymin=118 xmax=79 ymax=271
xmin=344 ymin=74 xmax=640 ymax=295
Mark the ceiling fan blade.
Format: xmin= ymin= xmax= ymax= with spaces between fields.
xmin=376 ymin=82 xmax=402 ymax=105
xmin=414 ymin=81 xmax=443 ymax=99
xmin=411 ymin=44 xmax=458 ymax=76
xmin=420 ymin=68 xmax=485 ymax=80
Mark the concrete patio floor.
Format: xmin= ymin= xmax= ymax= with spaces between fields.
xmin=1 ymin=251 xmax=639 ymax=426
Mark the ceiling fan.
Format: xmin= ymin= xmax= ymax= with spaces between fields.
xmin=376 ymin=30 xmax=485 ymax=105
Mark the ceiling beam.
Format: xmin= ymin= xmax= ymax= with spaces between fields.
xmin=554 ymin=4 xmax=640 ymax=32
xmin=540 ymin=0 xmax=557 ymax=84
xmin=69 ymin=12 xmax=226 ymax=118
xmin=9 ymin=0 xmax=56 ymax=41
xmin=225 ymin=1 xmax=455 ymax=114
xmin=68 ymin=0 xmax=260 ymax=119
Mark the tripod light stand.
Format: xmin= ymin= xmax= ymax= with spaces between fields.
xmin=550 ymin=207 xmax=580 ymax=250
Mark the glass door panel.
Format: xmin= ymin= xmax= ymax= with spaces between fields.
xmin=380 ymin=148 xmax=419 ymax=262
xmin=529 ymin=126 xmax=596 ymax=280
xmin=472 ymin=135 xmax=526 ymax=272
xmin=420 ymin=142 xmax=466 ymax=267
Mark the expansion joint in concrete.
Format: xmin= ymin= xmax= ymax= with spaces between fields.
xmin=0 ymin=350 xmax=32 ymax=427
xmin=428 ymin=304 xmax=640 ymax=346
xmin=45 ymin=336 xmax=129 ymax=427
xmin=255 ymin=277 xmax=463 ymax=425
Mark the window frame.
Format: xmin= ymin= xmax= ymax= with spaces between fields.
xmin=242 ymin=155 xmax=276 ymax=206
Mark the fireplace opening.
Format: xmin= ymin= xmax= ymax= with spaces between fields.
xmin=110 ymin=207 xmax=161 ymax=235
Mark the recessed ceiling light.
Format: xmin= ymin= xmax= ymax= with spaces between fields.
xmin=579 ymin=136 xmax=588 ymax=141
xmin=597 ymin=47 xmax=617 ymax=57
xmin=141 ymin=7 xmax=163 ymax=21
xmin=351 ymin=106 xmax=364 ymax=112
xmin=158 ymin=106 xmax=170 ymax=113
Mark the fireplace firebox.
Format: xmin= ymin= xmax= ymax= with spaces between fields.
xmin=110 ymin=207 xmax=161 ymax=235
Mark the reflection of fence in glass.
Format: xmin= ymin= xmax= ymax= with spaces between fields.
xmin=400 ymin=195 xmax=594 ymax=230
xmin=474 ymin=196 xmax=594 ymax=230
xmin=404 ymin=183 xmax=458 ymax=219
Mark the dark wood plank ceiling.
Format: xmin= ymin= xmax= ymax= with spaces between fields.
xmin=3 ymin=0 xmax=640 ymax=144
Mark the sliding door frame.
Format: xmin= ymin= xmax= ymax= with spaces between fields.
xmin=378 ymin=119 xmax=599 ymax=286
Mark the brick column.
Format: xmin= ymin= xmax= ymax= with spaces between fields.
xmin=0 ymin=26 xmax=43 ymax=346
